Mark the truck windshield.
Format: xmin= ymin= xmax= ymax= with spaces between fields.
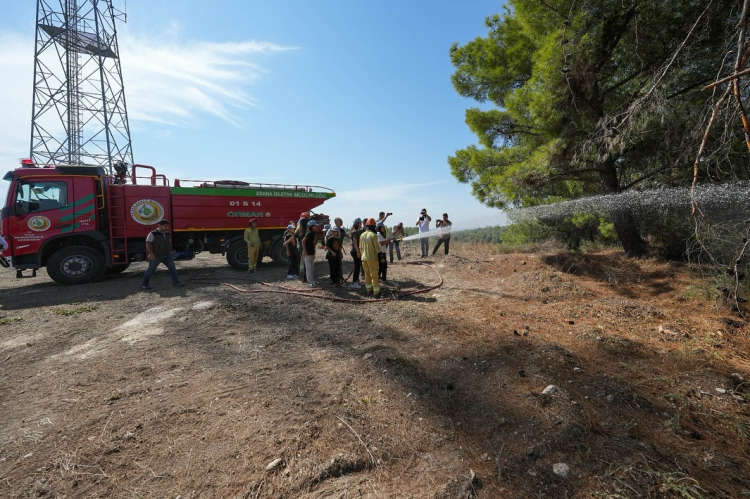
xmin=15 ymin=180 xmax=68 ymax=214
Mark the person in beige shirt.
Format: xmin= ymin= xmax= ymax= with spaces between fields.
xmin=389 ymin=222 xmax=404 ymax=263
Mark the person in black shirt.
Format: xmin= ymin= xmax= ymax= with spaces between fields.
xmin=432 ymin=213 xmax=453 ymax=256
xmin=349 ymin=218 xmax=364 ymax=288
xmin=141 ymin=220 xmax=183 ymax=290
xmin=283 ymin=223 xmax=299 ymax=279
xmin=326 ymin=226 xmax=344 ymax=284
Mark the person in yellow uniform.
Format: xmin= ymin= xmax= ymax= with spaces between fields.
xmin=244 ymin=218 xmax=261 ymax=271
xmin=359 ymin=218 xmax=382 ymax=298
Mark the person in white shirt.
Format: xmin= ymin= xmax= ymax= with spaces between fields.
xmin=415 ymin=208 xmax=431 ymax=258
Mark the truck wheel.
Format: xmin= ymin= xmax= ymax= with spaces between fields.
xmin=47 ymin=246 xmax=106 ymax=285
xmin=271 ymin=240 xmax=290 ymax=266
xmin=107 ymin=262 xmax=131 ymax=274
xmin=226 ymin=240 xmax=249 ymax=270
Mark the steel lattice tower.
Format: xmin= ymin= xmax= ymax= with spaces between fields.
xmin=30 ymin=0 xmax=133 ymax=173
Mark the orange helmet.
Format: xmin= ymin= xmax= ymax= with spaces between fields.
xmin=366 ymin=218 xmax=377 ymax=226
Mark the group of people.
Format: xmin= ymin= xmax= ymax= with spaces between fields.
xmin=137 ymin=208 xmax=452 ymax=294
xmin=415 ymin=209 xmax=453 ymax=258
xmin=277 ymin=209 xmax=452 ymax=297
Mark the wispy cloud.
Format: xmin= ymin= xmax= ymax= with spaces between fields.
xmin=120 ymin=32 xmax=297 ymax=127
xmin=0 ymin=27 xmax=296 ymax=201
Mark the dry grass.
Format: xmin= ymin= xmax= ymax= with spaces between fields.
xmin=1 ymin=246 xmax=750 ymax=497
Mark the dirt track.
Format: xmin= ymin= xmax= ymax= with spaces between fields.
xmin=1 ymin=243 xmax=750 ymax=498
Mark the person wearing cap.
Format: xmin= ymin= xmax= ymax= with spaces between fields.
xmin=360 ymin=218 xmax=382 ymax=298
xmin=244 ymin=218 xmax=262 ymax=271
xmin=432 ymin=213 xmax=453 ymax=256
xmin=325 ymin=217 xmax=347 ymax=245
xmin=302 ymin=220 xmax=319 ymax=287
xmin=349 ymin=218 xmax=364 ymax=288
xmin=325 ymin=226 xmax=344 ymax=284
xmin=141 ymin=219 xmax=184 ymax=290
xmin=416 ymin=208 xmax=432 ymax=258
xmin=283 ymin=222 xmax=300 ymax=279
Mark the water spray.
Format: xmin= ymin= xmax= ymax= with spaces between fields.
xmin=508 ymin=182 xmax=750 ymax=224
xmin=401 ymin=214 xmax=506 ymax=241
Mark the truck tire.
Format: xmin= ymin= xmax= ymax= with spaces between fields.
xmin=47 ymin=246 xmax=106 ymax=285
xmin=226 ymin=240 xmax=249 ymax=270
xmin=270 ymin=240 xmax=290 ymax=266
xmin=107 ymin=262 xmax=131 ymax=274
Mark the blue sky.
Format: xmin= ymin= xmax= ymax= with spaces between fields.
xmin=0 ymin=1 xmax=508 ymax=230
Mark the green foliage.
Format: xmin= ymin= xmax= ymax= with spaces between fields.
xmin=0 ymin=316 xmax=22 ymax=326
xmin=496 ymin=220 xmax=553 ymax=246
xmin=449 ymin=0 xmax=742 ymax=255
xmin=451 ymin=225 xmax=507 ymax=244
xmin=451 ymin=215 xmax=619 ymax=251
xmin=547 ymin=213 xmax=617 ymax=250
xmin=402 ymin=226 xmax=419 ymax=238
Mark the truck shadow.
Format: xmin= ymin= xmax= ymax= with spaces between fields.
xmin=0 ymin=269 xmax=193 ymax=310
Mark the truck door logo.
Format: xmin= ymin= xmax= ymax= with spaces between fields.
xmin=28 ymin=216 xmax=51 ymax=232
xmin=130 ymin=199 xmax=164 ymax=225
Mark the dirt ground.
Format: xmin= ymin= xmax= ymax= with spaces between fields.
xmin=1 ymin=240 xmax=750 ymax=498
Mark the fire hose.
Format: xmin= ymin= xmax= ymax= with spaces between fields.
xmin=219 ymin=261 xmax=443 ymax=303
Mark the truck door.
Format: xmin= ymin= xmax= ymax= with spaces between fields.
xmin=65 ymin=176 xmax=100 ymax=233
xmin=6 ymin=177 xmax=73 ymax=258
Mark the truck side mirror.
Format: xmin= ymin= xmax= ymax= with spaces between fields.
xmin=15 ymin=200 xmax=28 ymax=215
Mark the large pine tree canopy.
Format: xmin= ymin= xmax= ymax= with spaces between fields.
xmin=449 ymin=0 xmax=747 ymax=255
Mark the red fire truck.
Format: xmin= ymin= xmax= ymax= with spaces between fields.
xmin=0 ymin=162 xmax=335 ymax=284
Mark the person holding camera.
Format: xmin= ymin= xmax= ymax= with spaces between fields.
xmin=432 ymin=213 xmax=453 ymax=256
xmin=377 ymin=211 xmax=392 ymax=224
xmin=389 ymin=222 xmax=404 ymax=263
xmin=415 ymin=208 xmax=432 ymax=258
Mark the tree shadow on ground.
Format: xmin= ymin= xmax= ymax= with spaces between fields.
xmin=542 ymin=252 xmax=679 ymax=298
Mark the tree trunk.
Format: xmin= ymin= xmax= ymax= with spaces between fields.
xmin=610 ymin=209 xmax=648 ymax=257
xmin=600 ymin=155 xmax=648 ymax=257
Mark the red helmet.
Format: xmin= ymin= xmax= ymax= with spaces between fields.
xmin=366 ymin=218 xmax=377 ymax=226
xmin=300 ymin=211 xmax=310 ymax=219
